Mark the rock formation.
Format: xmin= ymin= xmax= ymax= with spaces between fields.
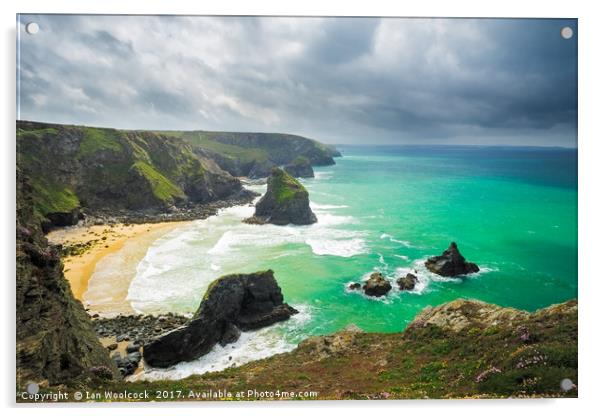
xmin=397 ymin=273 xmax=418 ymax=291
xmin=16 ymin=170 xmax=118 ymax=386
xmin=362 ymin=272 xmax=392 ymax=297
xmin=425 ymin=242 xmax=480 ymax=277
xmin=246 ymin=168 xmax=317 ymax=225
xmin=143 ymin=270 xmax=298 ymax=368
xmin=283 ymin=156 xmax=315 ymax=178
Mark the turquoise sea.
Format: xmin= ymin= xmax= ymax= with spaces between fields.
xmin=111 ymin=145 xmax=578 ymax=379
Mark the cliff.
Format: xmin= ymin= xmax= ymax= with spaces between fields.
xmin=17 ymin=121 xmax=245 ymax=230
xmin=283 ymin=156 xmax=315 ymax=178
xmin=176 ymin=130 xmax=340 ymax=178
xmin=16 ymin=169 xmax=118 ymax=387
xmin=247 ymin=168 xmax=317 ymax=225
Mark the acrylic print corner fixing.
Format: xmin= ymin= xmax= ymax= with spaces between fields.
xmin=16 ymin=15 xmax=577 ymax=402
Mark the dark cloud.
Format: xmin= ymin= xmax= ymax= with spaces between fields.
xmin=17 ymin=15 xmax=577 ymax=146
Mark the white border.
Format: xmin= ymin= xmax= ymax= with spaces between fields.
xmin=3 ymin=1 xmax=601 ymax=415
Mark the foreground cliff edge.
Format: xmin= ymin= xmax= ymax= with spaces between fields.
xmin=18 ymin=297 xmax=577 ymax=400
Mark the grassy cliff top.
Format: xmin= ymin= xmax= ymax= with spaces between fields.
xmin=268 ymin=168 xmax=308 ymax=203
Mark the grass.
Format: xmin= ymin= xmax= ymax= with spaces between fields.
xmin=17 ymin=300 xmax=577 ymax=402
xmin=178 ymin=132 xmax=269 ymax=163
xmin=270 ymin=169 xmax=307 ymax=203
xmin=30 ymin=178 xmax=79 ymax=215
xmin=131 ymin=161 xmax=185 ymax=204
xmin=78 ymin=128 xmax=123 ymax=157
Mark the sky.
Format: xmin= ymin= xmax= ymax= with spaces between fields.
xmin=17 ymin=15 xmax=577 ymax=146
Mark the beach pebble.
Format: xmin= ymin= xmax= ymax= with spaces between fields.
xmin=126 ymin=342 xmax=140 ymax=353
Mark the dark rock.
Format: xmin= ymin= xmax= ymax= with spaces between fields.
xmin=363 ymin=272 xmax=392 ymax=297
xmin=283 ymin=156 xmax=314 ymax=178
xmin=245 ymin=168 xmax=317 ymax=226
xmin=125 ymin=342 xmax=140 ymax=353
xmin=362 ymin=272 xmax=392 ymax=297
xmin=16 ymin=169 xmax=119 ymax=386
xmin=89 ymin=365 xmax=113 ymax=380
xmin=106 ymin=343 xmax=118 ymax=351
xmin=116 ymin=334 xmax=129 ymax=342
xmin=127 ymin=352 xmax=142 ymax=364
xmin=348 ymin=282 xmax=361 ymax=291
xmin=397 ymin=273 xmax=418 ymax=291
xmin=45 ymin=209 xmax=83 ymax=229
xmin=219 ymin=323 xmax=242 ymax=346
xmin=143 ymin=270 xmax=298 ymax=368
xmin=248 ymin=160 xmax=277 ymax=179
xmin=425 ymin=242 xmax=480 ymax=277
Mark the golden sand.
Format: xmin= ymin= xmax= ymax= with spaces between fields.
xmin=47 ymin=221 xmax=188 ymax=313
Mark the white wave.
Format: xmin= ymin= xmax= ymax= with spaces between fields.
xmin=307 ymin=237 xmax=368 ymax=257
xmin=380 ymin=233 xmax=411 ymax=247
xmin=127 ymin=199 xmax=368 ymax=313
xmin=131 ymin=305 xmax=311 ymax=381
xmin=310 ymin=202 xmax=348 ymax=210
xmin=394 ymin=254 xmax=409 ymax=261
xmin=313 ymin=171 xmax=333 ymax=180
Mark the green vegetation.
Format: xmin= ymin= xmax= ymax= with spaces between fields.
xmin=131 ymin=161 xmax=185 ymax=204
xmin=30 ymin=178 xmax=80 ymax=215
xmin=180 ymin=131 xmax=270 ymax=163
xmin=19 ymin=299 xmax=577 ymax=401
xmin=17 ymin=127 xmax=58 ymax=140
xmin=78 ymin=128 xmax=123 ymax=157
xmin=290 ymin=155 xmax=310 ymax=166
xmin=270 ymin=168 xmax=307 ymax=203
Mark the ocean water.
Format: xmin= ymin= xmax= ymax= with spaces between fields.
xmin=126 ymin=145 xmax=578 ymax=380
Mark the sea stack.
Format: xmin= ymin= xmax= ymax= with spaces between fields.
xmin=246 ymin=167 xmax=317 ymax=225
xmin=143 ymin=270 xmax=298 ymax=368
xmin=362 ymin=272 xmax=392 ymax=297
xmin=425 ymin=242 xmax=480 ymax=277
xmin=283 ymin=156 xmax=315 ymax=178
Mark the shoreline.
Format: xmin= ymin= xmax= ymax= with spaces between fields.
xmin=46 ymin=190 xmax=258 ymax=314
xmin=48 ymin=221 xmax=189 ymax=311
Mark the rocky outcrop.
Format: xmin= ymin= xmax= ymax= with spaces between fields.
xmin=246 ymin=168 xmax=317 ymax=225
xmin=16 ymin=170 xmax=118 ymax=386
xmin=283 ymin=156 xmax=315 ymax=178
xmin=362 ymin=272 xmax=392 ymax=297
xmin=397 ymin=273 xmax=418 ymax=291
xmin=140 ymin=299 xmax=576 ymax=400
xmin=425 ymin=242 xmax=480 ymax=277
xmin=143 ymin=270 xmax=298 ymax=368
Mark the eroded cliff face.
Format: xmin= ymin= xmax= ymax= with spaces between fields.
xmin=17 ymin=121 xmax=243 ymax=230
xmin=16 ymin=170 xmax=118 ymax=387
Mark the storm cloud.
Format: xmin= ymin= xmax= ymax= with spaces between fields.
xmin=17 ymin=15 xmax=577 ymax=146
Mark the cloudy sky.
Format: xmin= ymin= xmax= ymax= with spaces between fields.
xmin=17 ymin=15 xmax=577 ymax=146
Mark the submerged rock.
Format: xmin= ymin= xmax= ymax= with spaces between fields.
xmin=283 ymin=156 xmax=315 ymax=178
xmin=397 ymin=273 xmax=418 ymax=291
xmin=362 ymin=272 xmax=392 ymax=297
xmin=424 ymin=242 xmax=479 ymax=277
xmin=143 ymin=270 xmax=298 ymax=368
xmin=245 ymin=167 xmax=317 ymax=225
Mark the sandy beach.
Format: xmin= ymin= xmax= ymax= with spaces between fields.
xmin=47 ymin=221 xmax=189 ymax=314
